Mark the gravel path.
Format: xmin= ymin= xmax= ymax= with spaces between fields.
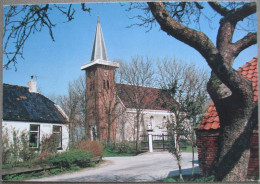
xmin=29 ymin=151 xmax=199 ymax=182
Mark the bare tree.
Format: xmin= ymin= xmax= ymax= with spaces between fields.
xmin=157 ymin=58 xmax=209 ymax=181
xmin=3 ymin=4 xmax=90 ymax=70
xmin=126 ymin=2 xmax=257 ymax=181
xmin=49 ymin=75 xmax=87 ymax=145
xmin=117 ymin=56 xmax=155 ymax=151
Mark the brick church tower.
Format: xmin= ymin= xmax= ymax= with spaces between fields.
xmin=81 ymin=17 xmax=119 ymax=142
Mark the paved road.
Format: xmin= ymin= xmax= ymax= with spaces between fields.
xmin=30 ymin=151 xmax=199 ymax=182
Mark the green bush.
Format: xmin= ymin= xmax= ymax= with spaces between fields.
xmin=103 ymin=141 xmax=141 ymax=156
xmin=47 ymin=149 xmax=93 ymax=169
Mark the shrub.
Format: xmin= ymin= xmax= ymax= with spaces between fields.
xmin=77 ymin=140 xmax=103 ymax=157
xmin=2 ymin=127 xmax=38 ymax=166
xmin=40 ymin=134 xmax=58 ymax=156
xmin=47 ymin=149 xmax=93 ymax=168
xmin=103 ymin=141 xmax=141 ymax=155
xmin=2 ymin=127 xmax=11 ymax=165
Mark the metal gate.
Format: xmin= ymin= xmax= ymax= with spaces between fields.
xmin=140 ymin=134 xmax=175 ymax=151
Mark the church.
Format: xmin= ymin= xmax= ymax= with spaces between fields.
xmin=81 ymin=18 xmax=175 ymax=142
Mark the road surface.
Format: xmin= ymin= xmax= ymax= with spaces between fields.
xmin=29 ymin=151 xmax=199 ymax=182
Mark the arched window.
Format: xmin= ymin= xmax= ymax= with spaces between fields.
xmin=149 ymin=116 xmax=154 ymax=128
xmin=162 ymin=116 xmax=167 ymax=128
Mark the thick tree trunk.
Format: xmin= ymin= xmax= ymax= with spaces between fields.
xmin=207 ymin=74 xmax=257 ymax=181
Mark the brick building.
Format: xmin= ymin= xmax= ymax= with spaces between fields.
xmin=196 ymin=57 xmax=259 ymax=180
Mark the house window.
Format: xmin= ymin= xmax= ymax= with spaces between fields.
xmin=29 ymin=124 xmax=40 ymax=148
xmin=53 ymin=126 xmax=62 ymax=150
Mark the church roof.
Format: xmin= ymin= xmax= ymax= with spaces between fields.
xmin=116 ymin=83 xmax=176 ymax=111
xmin=91 ymin=17 xmax=108 ymax=61
xmin=81 ymin=17 xmax=119 ymax=70
xmin=3 ymin=84 xmax=67 ymax=123
xmin=199 ymin=57 xmax=258 ymax=130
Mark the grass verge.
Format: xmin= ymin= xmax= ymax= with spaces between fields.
xmin=103 ymin=150 xmax=136 ymax=157
xmin=2 ymin=161 xmax=102 ymax=181
xmin=161 ymin=174 xmax=215 ymax=182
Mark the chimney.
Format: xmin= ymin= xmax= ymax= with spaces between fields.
xmin=28 ymin=76 xmax=37 ymax=93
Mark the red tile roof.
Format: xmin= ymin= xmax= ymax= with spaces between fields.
xmin=116 ymin=83 xmax=176 ymax=111
xmin=199 ymin=57 xmax=258 ymax=130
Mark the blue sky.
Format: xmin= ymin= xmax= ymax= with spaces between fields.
xmin=3 ymin=2 xmax=257 ymax=97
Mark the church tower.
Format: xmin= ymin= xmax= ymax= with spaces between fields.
xmin=81 ymin=17 xmax=119 ymax=142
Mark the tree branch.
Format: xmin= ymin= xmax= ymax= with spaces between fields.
xmin=208 ymin=2 xmax=229 ymax=16
xmin=232 ymin=32 xmax=257 ymax=58
xmin=147 ymin=2 xmax=254 ymax=104
xmin=231 ymin=2 xmax=256 ymax=22
xmin=216 ymin=2 xmax=256 ymax=63
xmin=147 ymin=2 xmax=216 ymax=61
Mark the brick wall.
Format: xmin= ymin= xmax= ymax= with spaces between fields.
xmin=196 ymin=130 xmax=219 ymax=176
xmin=247 ymin=129 xmax=259 ymax=180
xmin=196 ymin=129 xmax=259 ymax=180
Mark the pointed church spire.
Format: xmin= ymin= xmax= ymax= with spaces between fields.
xmin=91 ymin=17 xmax=108 ymax=61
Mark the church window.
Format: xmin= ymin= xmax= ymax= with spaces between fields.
xmin=107 ymin=80 xmax=109 ymax=89
xmin=162 ymin=116 xmax=167 ymax=129
xmin=90 ymin=81 xmax=95 ymax=91
xmin=149 ymin=116 xmax=154 ymax=128
xmin=103 ymin=80 xmax=106 ymax=89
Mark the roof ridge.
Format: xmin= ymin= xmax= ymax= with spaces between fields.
xmin=116 ymin=83 xmax=161 ymax=90
xmin=3 ymin=83 xmax=29 ymax=89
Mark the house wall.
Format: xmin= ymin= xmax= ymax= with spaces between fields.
xmin=2 ymin=120 xmax=69 ymax=152
xmin=196 ymin=129 xmax=259 ymax=180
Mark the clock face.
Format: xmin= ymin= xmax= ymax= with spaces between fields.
xmin=104 ymin=70 xmax=108 ymax=76
xmin=90 ymin=71 xmax=94 ymax=78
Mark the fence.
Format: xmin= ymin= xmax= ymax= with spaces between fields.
xmin=140 ymin=133 xmax=193 ymax=152
xmin=140 ymin=134 xmax=175 ymax=151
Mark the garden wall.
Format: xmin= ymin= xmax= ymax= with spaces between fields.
xmin=196 ymin=128 xmax=259 ymax=180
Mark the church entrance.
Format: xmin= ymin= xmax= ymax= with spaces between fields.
xmin=140 ymin=134 xmax=175 ymax=151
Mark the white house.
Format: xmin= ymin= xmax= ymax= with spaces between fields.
xmin=2 ymin=77 xmax=69 ymax=151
